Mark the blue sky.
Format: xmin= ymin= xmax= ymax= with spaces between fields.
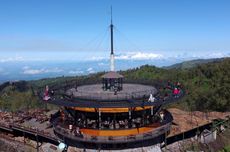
xmin=0 ymin=0 xmax=230 ymax=61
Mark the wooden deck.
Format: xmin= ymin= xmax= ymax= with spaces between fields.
xmin=80 ymin=123 xmax=160 ymax=136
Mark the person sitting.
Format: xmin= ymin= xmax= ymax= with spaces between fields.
xmin=173 ymin=88 xmax=180 ymax=98
xmin=50 ymin=90 xmax=54 ymax=96
xmin=148 ymin=94 xmax=156 ymax=102
xmin=176 ymin=82 xmax=181 ymax=89
xmin=74 ymin=127 xmax=83 ymax=138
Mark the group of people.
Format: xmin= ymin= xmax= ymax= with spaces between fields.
xmin=64 ymin=116 xmax=157 ymax=131
xmin=147 ymin=81 xmax=183 ymax=103
xmin=68 ymin=124 xmax=83 ymax=138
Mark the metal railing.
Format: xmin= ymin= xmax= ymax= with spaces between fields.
xmin=52 ymin=110 xmax=173 ymax=144
xmin=69 ymin=88 xmax=157 ymax=101
xmin=54 ymin=122 xmax=171 ymax=144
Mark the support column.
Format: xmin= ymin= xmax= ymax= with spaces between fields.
xmin=129 ymin=108 xmax=131 ymax=120
xmin=98 ymin=109 xmax=101 ymax=129
xmin=151 ymin=106 xmax=153 ymax=116
xmin=142 ymin=110 xmax=145 ymax=126
xmin=113 ymin=113 xmax=116 ymax=129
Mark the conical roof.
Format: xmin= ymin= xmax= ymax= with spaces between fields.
xmin=101 ymin=71 xmax=124 ymax=79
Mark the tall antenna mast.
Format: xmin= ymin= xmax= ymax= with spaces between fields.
xmin=110 ymin=6 xmax=115 ymax=71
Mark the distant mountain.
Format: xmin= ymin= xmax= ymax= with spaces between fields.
xmin=1 ymin=57 xmax=229 ymax=83
xmin=164 ymin=58 xmax=225 ymax=69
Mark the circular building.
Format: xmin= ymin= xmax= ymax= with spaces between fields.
xmin=40 ymin=13 xmax=185 ymax=150
xmin=42 ymin=72 xmax=184 ymax=150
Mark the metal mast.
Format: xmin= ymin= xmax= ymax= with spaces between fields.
xmin=110 ymin=6 xmax=115 ymax=71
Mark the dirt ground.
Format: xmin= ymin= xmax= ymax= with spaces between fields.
xmin=168 ymin=108 xmax=230 ymax=136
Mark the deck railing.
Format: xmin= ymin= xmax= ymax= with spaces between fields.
xmin=66 ymin=88 xmax=157 ymax=101
xmin=54 ymin=122 xmax=171 ymax=144
xmin=52 ymin=110 xmax=173 ymax=144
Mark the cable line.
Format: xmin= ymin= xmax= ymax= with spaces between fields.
xmin=114 ymin=26 xmax=142 ymax=52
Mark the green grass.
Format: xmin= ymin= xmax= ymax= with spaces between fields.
xmin=219 ymin=145 xmax=230 ymax=152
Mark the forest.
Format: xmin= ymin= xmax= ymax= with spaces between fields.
xmin=0 ymin=57 xmax=229 ymax=112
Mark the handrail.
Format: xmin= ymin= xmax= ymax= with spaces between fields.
xmin=70 ymin=88 xmax=156 ymax=101
xmin=54 ymin=122 xmax=171 ymax=144
xmin=0 ymin=122 xmax=58 ymax=142
xmin=52 ymin=110 xmax=173 ymax=144
xmin=41 ymin=88 xmax=185 ymax=108
xmin=39 ymin=81 xmax=185 ymax=102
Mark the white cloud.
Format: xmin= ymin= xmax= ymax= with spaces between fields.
xmin=171 ymin=52 xmax=230 ymax=60
xmin=0 ymin=55 xmax=49 ymax=63
xmin=87 ymin=52 xmax=164 ymax=61
xmin=0 ymin=56 xmax=25 ymax=63
xmin=22 ymin=67 xmax=63 ymax=75
xmin=87 ymin=67 xmax=93 ymax=71
xmin=86 ymin=67 xmax=95 ymax=74
xmin=116 ymin=52 xmax=163 ymax=60
xmin=205 ymin=52 xmax=227 ymax=59
xmin=89 ymin=51 xmax=230 ymax=61
xmin=23 ymin=69 xmax=45 ymax=75
xmin=89 ymin=70 xmax=95 ymax=74
xmin=98 ymin=62 xmax=108 ymax=66
xmin=88 ymin=56 xmax=107 ymax=61
xmin=69 ymin=70 xmax=84 ymax=74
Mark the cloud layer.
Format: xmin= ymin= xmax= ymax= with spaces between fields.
xmin=0 ymin=51 xmax=229 ymax=64
xmin=69 ymin=70 xmax=84 ymax=75
xmin=89 ymin=51 xmax=230 ymax=61
xmin=116 ymin=52 xmax=163 ymax=60
xmin=22 ymin=66 xmax=63 ymax=75
xmin=0 ymin=56 xmax=25 ymax=63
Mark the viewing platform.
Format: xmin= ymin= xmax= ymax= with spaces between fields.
xmin=66 ymin=83 xmax=157 ymax=101
xmin=52 ymin=110 xmax=173 ymax=146
xmin=44 ymin=85 xmax=184 ymax=108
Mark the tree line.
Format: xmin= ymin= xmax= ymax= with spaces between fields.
xmin=0 ymin=58 xmax=229 ymax=112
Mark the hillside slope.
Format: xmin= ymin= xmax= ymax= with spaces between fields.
xmin=0 ymin=58 xmax=229 ymax=112
xmin=165 ymin=58 xmax=224 ymax=69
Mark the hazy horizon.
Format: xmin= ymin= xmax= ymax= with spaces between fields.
xmin=0 ymin=0 xmax=230 ymax=82
xmin=0 ymin=56 xmax=228 ymax=83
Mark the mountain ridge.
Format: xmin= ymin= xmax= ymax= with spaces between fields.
xmin=164 ymin=58 xmax=225 ymax=69
xmin=0 ymin=57 xmax=229 ymax=112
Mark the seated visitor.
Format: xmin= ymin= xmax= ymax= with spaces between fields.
xmin=176 ymin=81 xmax=181 ymax=89
xmin=173 ymin=88 xmax=180 ymax=98
xmin=74 ymin=127 xmax=83 ymax=137
xmin=148 ymin=94 xmax=156 ymax=102
xmin=159 ymin=112 xmax=165 ymax=121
